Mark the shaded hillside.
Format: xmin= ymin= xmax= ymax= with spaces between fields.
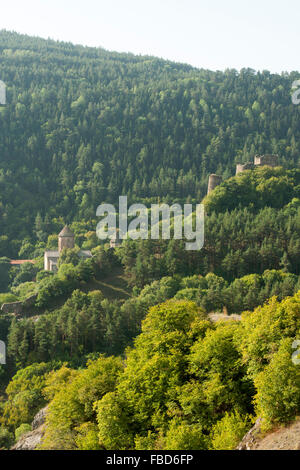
xmin=0 ymin=31 xmax=300 ymax=252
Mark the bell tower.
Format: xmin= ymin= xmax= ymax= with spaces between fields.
xmin=58 ymin=225 xmax=75 ymax=253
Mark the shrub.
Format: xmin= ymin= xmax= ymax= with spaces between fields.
xmin=254 ymin=338 xmax=300 ymax=429
xmin=0 ymin=293 xmax=18 ymax=304
xmin=0 ymin=426 xmax=14 ymax=449
xmin=162 ymin=419 xmax=208 ymax=450
xmin=15 ymin=423 xmax=32 ymax=441
xmin=75 ymin=422 xmax=102 ymax=450
xmin=3 ymin=362 xmax=53 ymax=428
xmin=211 ymin=412 xmax=252 ymax=450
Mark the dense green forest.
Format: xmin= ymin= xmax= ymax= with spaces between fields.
xmin=0 ymin=31 xmax=300 ymax=450
xmin=0 ymin=30 xmax=300 ymax=255
xmin=2 ymin=294 xmax=300 ymax=450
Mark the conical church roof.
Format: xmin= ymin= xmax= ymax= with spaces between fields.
xmin=58 ymin=225 xmax=74 ymax=238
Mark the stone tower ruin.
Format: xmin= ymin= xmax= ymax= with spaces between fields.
xmin=58 ymin=225 xmax=75 ymax=253
xmin=207 ymin=174 xmax=222 ymax=195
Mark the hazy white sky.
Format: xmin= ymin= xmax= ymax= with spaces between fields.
xmin=0 ymin=0 xmax=299 ymax=72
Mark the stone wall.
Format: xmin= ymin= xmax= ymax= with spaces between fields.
xmin=236 ymin=162 xmax=255 ymax=175
xmin=254 ymin=154 xmax=279 ymax=167
xmin=1 ymin=293 xmax=37 ymax=316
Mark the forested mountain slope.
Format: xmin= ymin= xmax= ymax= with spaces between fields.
xmin=0 ymin=30 xmax=300 ymax=251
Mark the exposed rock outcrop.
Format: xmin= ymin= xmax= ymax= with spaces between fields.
xmin=32 ymin=406 xmax=48 ymax=430
xmin=236 ymin=418 xmax=262 ymax=450
xmin=253 ymin=418 xmax=300 ymax=450
xmin=11 ymin=406 xmax=47 ymax=450
xmin=237 ymin=417 xmax=300 ymax=450
xmin=12 ymin=427 xmax=44 ymax=450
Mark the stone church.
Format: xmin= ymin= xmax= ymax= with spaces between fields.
xmin=44 ymin=225 xmax=92 ymax=272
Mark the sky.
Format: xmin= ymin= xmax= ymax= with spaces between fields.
xmin=0 ymin=0 xmax=299 ymax=73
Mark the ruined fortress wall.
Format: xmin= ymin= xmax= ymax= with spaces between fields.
xmin=1 ymin=294 xmax=37 ymax=316
xmin=236 ymin=163 xmax=255 ymax=175
xmin=254 ymin=154 xmax=279 ymax=167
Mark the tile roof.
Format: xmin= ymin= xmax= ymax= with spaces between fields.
xmin=10 ymin=260 xmax=35 ymax=265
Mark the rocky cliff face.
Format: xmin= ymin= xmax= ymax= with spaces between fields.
xmin=236 ymin=418 xmax=262 ymax=450
xmin=11 ymin=406 xmax=47 ymax=450
xmin=237 ymin=417 xmax=300 ymax=450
